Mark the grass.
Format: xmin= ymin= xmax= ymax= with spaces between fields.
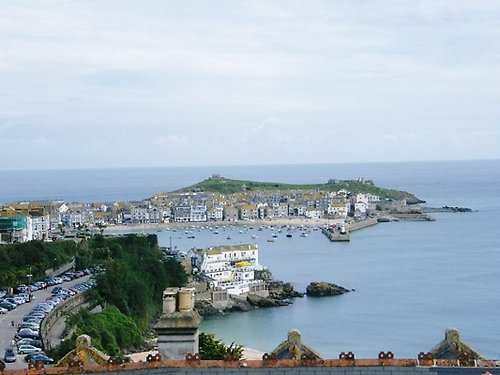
xmin=173 ymin=177 xmax=419 ymax=202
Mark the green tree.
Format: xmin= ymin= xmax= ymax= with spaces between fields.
xmin=199 ymin=333 xmax=243 ymax=360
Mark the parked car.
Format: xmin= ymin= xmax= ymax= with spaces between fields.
xmin=0 ymin=306 xmax=7 ymax=314
xmin=0 ymin=301 xmax=16 ymax=310
xmin=18 ymin=322 xmax=40 ymax=331
xmin=25 ymin=353 xmax=54 ymax=364
xmin=4 ymin=348 xmax=16 ymax=363
xmin=17 ymin=344 xmax=42 ymax=354
xmin=16 ymin=328 xmax=40 ymax=340
xmin=16 ymin=338 xmax=43 ymax=348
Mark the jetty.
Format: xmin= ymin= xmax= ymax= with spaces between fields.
xmin=322 ymin=217 xmax=378 ymax=242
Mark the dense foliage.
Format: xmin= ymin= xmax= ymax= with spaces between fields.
xmin=199 ymin=333 xmax=243 ymax=360
xmin=90 ymin=235 xmax=188 ymax=327
xmin=68 ymin=307 xmax=142 ymax=356
xmin=0 ymin=240 xmax=77 ymax=288
xmin=175 ymin=177 xmax=419 ymax=201
xmin=52 ymin=234 xmax=188 ymax=357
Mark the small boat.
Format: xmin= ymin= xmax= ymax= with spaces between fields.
xmin=300 ymin=232 xmax=308 ymax=237
xmin=286 ymin=234 xmax=292 ymax=238
xmin=272 ymin=233 xmax=278 ymax=238
xmin=227 ymin=236 xmax=231 ymax=240
xmin=251 ymin=234 xmax=258 ymax=239
xmin=267 ymin=239 xmax=275 ymax=242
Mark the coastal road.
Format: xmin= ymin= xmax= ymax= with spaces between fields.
xmin=0 ymin=275 xmax=91 ymax=371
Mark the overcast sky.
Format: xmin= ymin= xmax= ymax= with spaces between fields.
xmin=0 ymin=1 xmax=499 ymax=170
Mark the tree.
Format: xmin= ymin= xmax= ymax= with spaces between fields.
xmin=199 ymin=333 xmax=243 ymax=360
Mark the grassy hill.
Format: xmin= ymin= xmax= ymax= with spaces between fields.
xmin=173 ymin=176 xmax=423 ymax=203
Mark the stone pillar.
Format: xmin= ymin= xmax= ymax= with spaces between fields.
xmin=154 ymin=287 xmax=202 ymax=360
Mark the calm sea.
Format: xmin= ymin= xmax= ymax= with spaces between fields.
xmin=1 ymin=160 xmax=499 ymax=358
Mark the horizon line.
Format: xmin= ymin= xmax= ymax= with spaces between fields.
xmin=1 ymin=158 xmax=499 ymax=173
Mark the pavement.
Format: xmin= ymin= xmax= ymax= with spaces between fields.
xmin=0 ymin=275 xmax=91 ymax=371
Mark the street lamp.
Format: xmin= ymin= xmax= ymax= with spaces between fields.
xmin=26 ymin=267 xmax=33 ymax=302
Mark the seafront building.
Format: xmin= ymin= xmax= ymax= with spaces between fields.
xmin=189 ymin=244 xmax=266 ymax=296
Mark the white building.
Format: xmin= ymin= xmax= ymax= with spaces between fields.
xmin=327 ymin=199 xmax=350 ymax=218
xmin=30 ymin=214 xmax=50 ymax=240
xmin=305 ymin=208 xmax=323 ymax=219
xmin=132 ymin=207 xmax=149 ymax=223
xmin=190 ymin=244 xmax=265 ymax=296
xmin=354 ymin=201 xmax=367 ymax=214
xmin=190 ymin=206 xmax=207 ymax=222
xmin=207 ymin=206 xmax=224 ymax=221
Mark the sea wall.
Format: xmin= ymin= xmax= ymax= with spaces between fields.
xmin=348 ymin=218 xmax=378 ymax=231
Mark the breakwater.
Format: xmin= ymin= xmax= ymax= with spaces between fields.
xmin=322 ymin=218 xmax=378 ymax=242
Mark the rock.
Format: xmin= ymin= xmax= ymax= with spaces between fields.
xmin=268 ymin=281 xmax=304 ymax=299
xmin=194 ymin=300 xmax=223 ymax=317
xmin=247 ymin=294 xmax=291 ymax=308
xmin=306 ymin=282 xmax=350 ymax=297
xmin=227 ymin=298 xmax=253 ymax=312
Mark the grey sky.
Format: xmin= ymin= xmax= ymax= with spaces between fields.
xmin=0 ymin=1 xmax=499 ymax=170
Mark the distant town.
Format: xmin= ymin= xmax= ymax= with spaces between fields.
xmin=0 ymin=175 xmax=425 ymax=244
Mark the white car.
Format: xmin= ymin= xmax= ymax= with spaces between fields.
xmin=17 ymin=344 xmax=42 ymax=354
xmin=0 ymin=307 xmax=7 ymax=314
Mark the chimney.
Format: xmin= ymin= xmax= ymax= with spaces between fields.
xmin=177 ymin=287 xmax=195 ymax=312
xmin=162 ymin=288 xmax=179 ymax=314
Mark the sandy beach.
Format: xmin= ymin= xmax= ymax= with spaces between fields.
xmin=105 ymin=217 xmax=344 ymax=233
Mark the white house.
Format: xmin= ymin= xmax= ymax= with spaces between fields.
xmin=327 ymin=199 xmax=350 ymax=218
xmin=30 ymin=214 xmax=50 ymax=240
xmin=190 ymin=205 xmax=207 ymax=222
xmin=190 ymin=244 xmax=264 ymax=295
xmin=305 ymin=208 xmax=323 ymax=219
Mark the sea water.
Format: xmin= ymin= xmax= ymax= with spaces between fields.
xmin=1 ymin=160 xmax=499 ymax=358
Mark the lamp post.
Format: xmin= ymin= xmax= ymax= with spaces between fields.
xmin=26 ymin=267 xmax=33 ymax=302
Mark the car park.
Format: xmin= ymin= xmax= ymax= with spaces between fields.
xmin=17 ymin=344 xmax=42 ymax=354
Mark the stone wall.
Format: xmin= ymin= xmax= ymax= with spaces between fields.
xmin=40 ymin=292 xmax=87 ymax=350
xmin=45 ymin=363 xmax=499 ymax=375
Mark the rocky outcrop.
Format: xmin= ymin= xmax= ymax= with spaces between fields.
xmin=247 ymin=294 xmax=292 ymax=308
xmin=268 ymin=281 xmax=304 ymax=299
xmin=422 ymin=206 xmax=474 ymax=213
xmin=194 ymin=280 xmax=303 ymax=317
xmin=194 ymin=300 xmax=224 ymax=317
xmin=194 ymin=298 xmax=253 ymax=317
xmin=306 ymin=282 xmax=351 ymax=297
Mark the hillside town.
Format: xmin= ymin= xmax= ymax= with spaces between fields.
xmin=0 ymin=176 xmax=412 ymax=244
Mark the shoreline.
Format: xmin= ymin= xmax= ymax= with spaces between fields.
xmin=105 ymin=217 xmax=345 ymax=233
